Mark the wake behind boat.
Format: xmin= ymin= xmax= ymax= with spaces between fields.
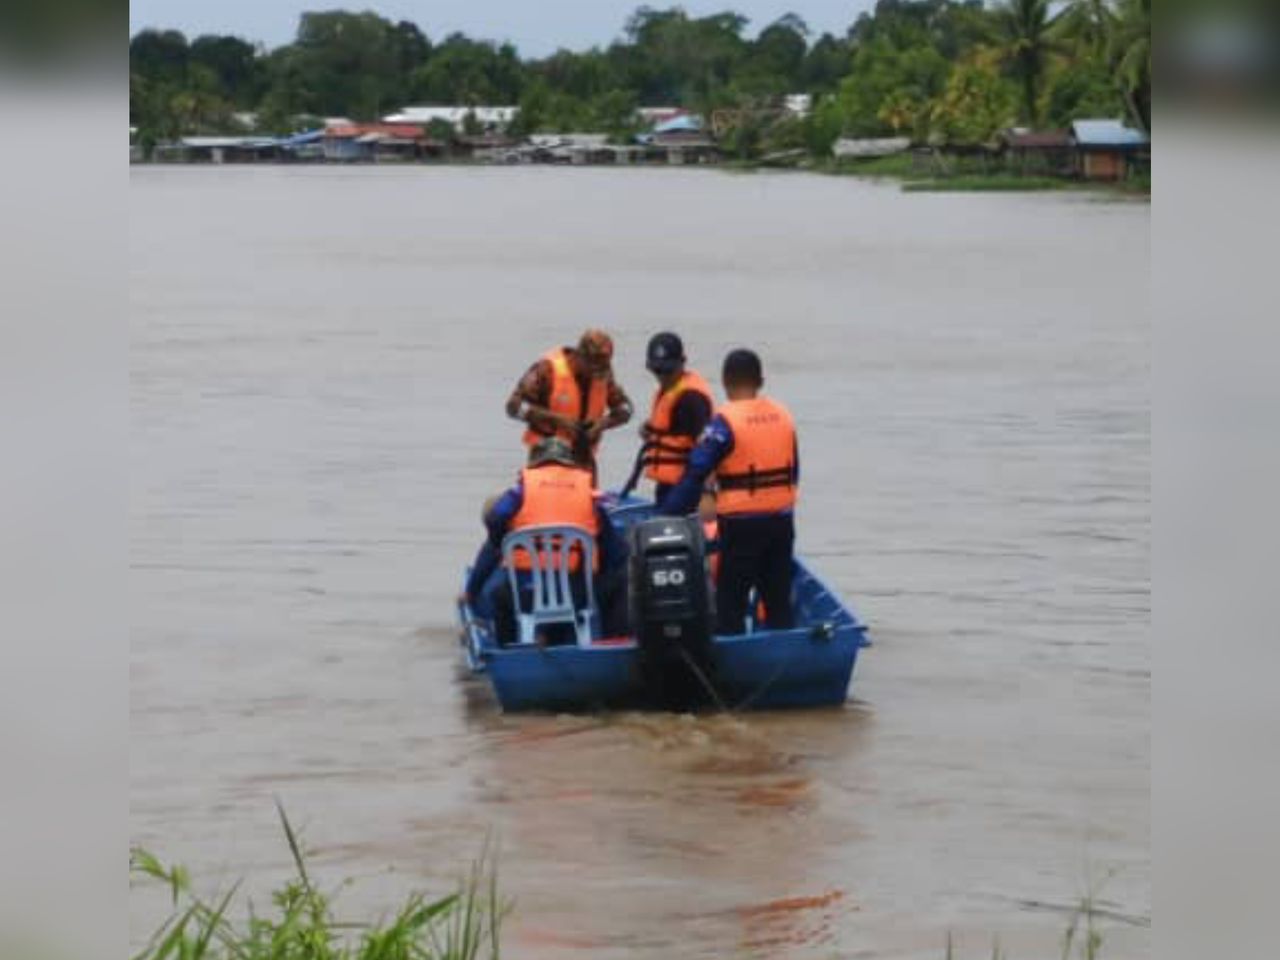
xmin=458 ymin=495 xmax=869 ymax=712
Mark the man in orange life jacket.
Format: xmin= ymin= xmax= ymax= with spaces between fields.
xmin=505 ymin=329 xmax=633 ymax=469
xmin=462 ymin=437 xmax=627 ymax=643
xmin=657 ymin=349 xmax=799 ymax=634
xmin=639 ymin=332 xmax=714 ymax=503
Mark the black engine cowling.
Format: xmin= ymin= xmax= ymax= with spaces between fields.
xmin=627 ymin=516 xmax=716 ymax=708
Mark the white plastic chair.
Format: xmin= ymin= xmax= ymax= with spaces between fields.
xmin=501 ymin=525 xmax=598 ymax=647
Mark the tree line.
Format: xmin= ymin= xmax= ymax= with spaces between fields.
xmin=130 ymin=1 xmax=1150 ymax=152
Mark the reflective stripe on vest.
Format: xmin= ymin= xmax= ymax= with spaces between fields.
xmin=643 ymin=368 xmax=714 ymax=484
xmin=715 ymin=396 xmax=798 ymax=516
xmin=522 ymin=348 xmax=609 ymax=452
xmin=509 ymin=464 xmax=601 ymax=571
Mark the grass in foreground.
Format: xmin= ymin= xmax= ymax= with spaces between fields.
xmin=131 ymin=803 xmax=507 ymax=960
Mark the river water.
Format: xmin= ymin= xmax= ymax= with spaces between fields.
xmin=130 ymin=166 xmax=1149 ymax=958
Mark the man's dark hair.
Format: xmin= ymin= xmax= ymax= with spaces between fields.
xmin=722 ymin=348 xmax=763 ymax=387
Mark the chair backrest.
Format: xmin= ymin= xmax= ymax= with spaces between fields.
xmin=501 ymin=525 xmax=597 ymax=646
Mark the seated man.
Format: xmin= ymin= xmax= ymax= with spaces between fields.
xmin=461 ymin=437 xmax=627 ymax=644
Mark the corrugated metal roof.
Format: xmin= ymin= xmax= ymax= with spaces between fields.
xmin=652 ymin=114 xmax=704 ymax=134
xmin=1071 ymin=119 xmax=1149 ymax=147
xmin=1005 ymin=129 xmax=1073 ymax=148
xmin=326 ymin=123 xmax=424 ymax=140
xmin=279 ymin=129 xmax=324 ymax=147
xmin=179 ymin=136 xmax=277 ymax=149
xmin=383 ymin=106 xmax=517 ymax=125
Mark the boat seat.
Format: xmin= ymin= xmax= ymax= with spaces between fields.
xmin=501 ymin=524 xmax=599 ymax=648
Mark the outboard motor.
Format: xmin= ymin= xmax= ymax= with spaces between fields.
xmin=628 ymin=516 xmax=716 ymax=709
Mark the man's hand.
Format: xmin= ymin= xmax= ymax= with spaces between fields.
xmin=531 ymin=409 xmax=572 ymax=432
xmin=638 ymin=421 xmax=655 ymax=440
xmin=584 ymin=419 xmax=607 ymax=443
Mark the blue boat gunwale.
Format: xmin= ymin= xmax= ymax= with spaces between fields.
xmin=461 ymin=555 xmax=867 ymax=661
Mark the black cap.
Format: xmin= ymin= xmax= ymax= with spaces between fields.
xmin=722 ymin=348 xmax=763 ymax=386
xmin=646 ymin=332 xmax=685 ymax=374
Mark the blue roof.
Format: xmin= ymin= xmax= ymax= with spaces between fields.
xmin=278 ymin=128 xmax=325 ymax=147
xmin=652 ymin=114 xmax=703 ymax=134
xmin=1071 ymin=119 xmax=1149 ymax=147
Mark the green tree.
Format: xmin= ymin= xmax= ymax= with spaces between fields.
xmin=928 ymin=57 xmax=1018 ymax=144
xmin=292 ymin=11 xmax=401 ymax=118
xmin=1044 ymin=54 xmax=1124 ymax=126
xmin=836 ymin=37 xmax=951 ymax=136
xmin=412 ymin=34 xmax=524 ymax=105
xmin=878 ymin=89 xmax=928 ymax=138
xmin=742 ymin=13 xmax=809 ymax=94
xmin=993 ymin=0 xmax=1060 ymax=126
xmin=1051 ymin=0 xmax=1115 ymax=59
xmin=129 ymin=29 xmax=190 ymax=86
xmin=189 ymin=34 xmax=263 ymax=107
xmin=592 ymin=89 xmax=641 ymax=140
xmin=802 ymin=94 xmax=844 ymax=157
xmin=1109 ymin=0 xmax=1150 ymax=131
xmin=800 ymin=32 xmax=852 ymax=93
xmin=510 ymin=79 xmax=552 ymax=134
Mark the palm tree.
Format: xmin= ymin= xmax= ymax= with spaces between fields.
xmin=994 ymin=0 xmax=1061 ymax=127
xmin=1051 ymin=0 xmax=1116 ymax=60
xmin=1110 ymin=0 xmax=1151 ymax=131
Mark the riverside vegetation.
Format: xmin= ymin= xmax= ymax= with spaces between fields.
xmin=131 ymin=808 xmax=1124 ymax=959
xmin=131 ymin=0 xmax=1150 ymax=169
xmin=131 ymin=804 xmax=507 ymax=960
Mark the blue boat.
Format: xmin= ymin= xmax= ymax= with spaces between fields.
xmin=457 ymin=497 xmax=869 ymax=712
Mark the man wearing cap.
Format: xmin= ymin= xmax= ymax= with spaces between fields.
xmin=639 ymin=332 xmax=715 ymax=504
xmin=462 ymin=437 xmax=628 ymax=644
xmin=657 ymin=349 xmax=799 ymax=634
xmin=506 ymin=329 xmax=633 ymax=468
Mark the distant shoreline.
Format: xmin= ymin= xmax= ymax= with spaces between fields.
xmin=129 ymin=153 xmax=1151 ymax=197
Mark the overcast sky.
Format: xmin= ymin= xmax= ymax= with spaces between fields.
xmin=129 ymin=2 xmax=879 ymax=57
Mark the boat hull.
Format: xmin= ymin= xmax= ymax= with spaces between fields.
xmin=481 ymin=622 xmax=864 ymax=712
xmin=457 ymin=497 xmax=869 ymax=712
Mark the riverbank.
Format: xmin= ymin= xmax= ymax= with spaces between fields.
xmin=806 ymin=152 xmax=1151 ymax=197
xmin=130 ymin=151 xmax=1151 ymax=198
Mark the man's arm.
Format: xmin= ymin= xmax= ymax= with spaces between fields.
xmin=483 ymin=485 xmax=524 ymax=548
xmin=585 ymin=375 xmax=634 ymax=443
xmin=656 ymin=415 xmax=734 ymax=516
xmin=505 ymin=360 xmax=571 ymax=434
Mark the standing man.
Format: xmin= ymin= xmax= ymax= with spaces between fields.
xmin=657 ymin=349 xmax=798 ymax=634
xmin=639 ymin=332 xmax=714 ymax=504
xmin=505 ymin=329 xmax=633 ymax=469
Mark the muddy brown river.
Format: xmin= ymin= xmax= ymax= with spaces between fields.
xmin=130 ymin=166 xmax=1149 ymax=957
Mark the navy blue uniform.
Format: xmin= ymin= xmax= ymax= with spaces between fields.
xmin=657 ymin=415 xmax=799 ymax=634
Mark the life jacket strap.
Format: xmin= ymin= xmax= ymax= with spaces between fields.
xmin=717 ymin=465 xmax=794 ymax=494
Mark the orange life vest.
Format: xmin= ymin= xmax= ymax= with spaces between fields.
xmin=522 ymin=348 xmax=609 ymax=453
xmin=715 ymin=395 xmax=798 ymax=516
xmin=643 ymin=368 xmax=714 ymax=484
xmin=509 ymin=464 xmax=601 ymax=571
